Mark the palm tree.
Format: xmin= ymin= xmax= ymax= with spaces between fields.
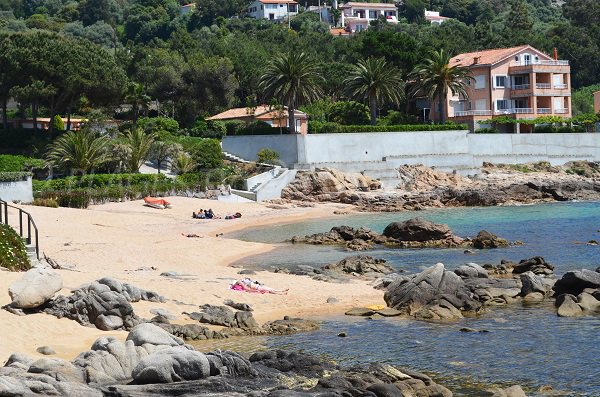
xmin=409 ymin=49 xmax=472 ymax=124
xmin=124 ymin=82 xmax=151 ymax=126
xmin=344 ymin=57 xmax=405 ymax=126
xmin=259 ymin=52 xmax=323 ymax=134
xmin=120 ymin=127 xmax=156 ymax=173
xmin=171 ymin=153 xmax=197 ymax=175
xmin=46 ymin=130 xmax=110 ymax=175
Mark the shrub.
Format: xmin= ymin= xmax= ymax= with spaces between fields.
xmin=188 ymin=138 xmax=223 ymax=168
xmin=474 ymin=128 xmax=498 ymax=134
xmin=138 ymin=117 xmax=180 ymax=135
xmin=0 ymin=172 xmax=32 ymax=182
xmin=328 ymin=101 xmax=370 ymax=125
xmin=309 ymin=122 xmax=467 ymax=133
xmin=32 ymin=198 xmax=59 ymax=208
xmin=223 ymin=120 xmax=246 ymax=135
xmin=0 ymin=224 xmax=31 ymax=271
xmin=53 ymin=115 xmax=65 ymax=131
xmin=0 ymin=155 xmax=45 ymax=172
xmin=206 ymin=120 xmax=226 ymax=139
xmin=379 ymin=110 xmax=419 ymax=125
xmin=257 ymin=148 xmax=280 ymax=165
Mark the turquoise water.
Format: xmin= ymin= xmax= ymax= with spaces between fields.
xmin=232 ymin=202 xmax=600 ymax=396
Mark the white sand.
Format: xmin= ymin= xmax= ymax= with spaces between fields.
xmin=0 ymin=197 xmax=383 ymax=362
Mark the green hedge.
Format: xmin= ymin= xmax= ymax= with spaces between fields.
xmin=33 ymin=173 xmax=170 ymax=192
xmin=0 ymin=155 xmax=46 ymax=172
xmin=308 ymin=121 xmax=468 ymax=133
xmin=0 ymin=172 xmax=32 ymax=182
xmin=0 ymin=224 xmax=31 ymax=271
xmin=236 ymin=126 xmax=290 ymax=135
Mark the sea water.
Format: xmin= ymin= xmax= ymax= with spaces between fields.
xmin=230 ymin=202 xmax=600 ymax=396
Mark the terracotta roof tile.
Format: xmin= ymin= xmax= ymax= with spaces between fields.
xmin=207 ymin=105 xmax=307 ymax=120
xmin=450 ymin=45 xmax=551 ymax=67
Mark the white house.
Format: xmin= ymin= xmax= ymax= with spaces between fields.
xmin=424 ymin=10 xmax=450 ymax=25
xmin=340 ymin=2 xmax=398 ymax=33
xmin=180 ymin=3 xmax=196 ymax=16
xmin=247 ymin=0 xmax=298 ymax=21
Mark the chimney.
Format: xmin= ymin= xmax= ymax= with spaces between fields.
xmin=473 ymin=56 xmax=480 ymax=65
xmin=553 ymin=48 xmax=558 ymax=60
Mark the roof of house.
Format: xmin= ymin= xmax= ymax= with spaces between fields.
xmin=341 ymin=2 xmax=397 ymax=9
xmin=259 ymin=0 xmax=298 ymax=4
xmin=207 ymin=105 xmax=307 ymax=120
xmin=330 ymin=27 xmax=351 ymax=36
xmin=450 ymin=45 xmax=552 ymax=68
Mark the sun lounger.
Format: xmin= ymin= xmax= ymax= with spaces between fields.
xmin=143 ymin=197 xmax=171 ymax=209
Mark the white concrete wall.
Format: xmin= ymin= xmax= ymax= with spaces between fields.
xmin=244 ymin=166 xmax=281 ymax=191
xmin=223 ymin=132 xmax=600 ymax=176
xmin=0 ymin=177 xmax=34 ymax=203
xmin=255 ymin=169 xmax=297 ymax=202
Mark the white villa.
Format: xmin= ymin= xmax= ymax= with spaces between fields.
xmin=247 ymin=0 xmax=298 ymax=21
xmin=424 ymin=10 xmax=450 ymax=25
xmin=340 ymin=2 xmax=398 ymax=33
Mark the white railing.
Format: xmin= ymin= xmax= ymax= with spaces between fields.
xmin=554 ymin=108 xmax=568 ymax=114
xmin=536 ymin=83 xmax=551 ymax=89
xmin=537 ymin=108 xmax=551 ymax=114
xmin=454 ymin=110 xmax=492 ymax=117
xmin=514 ymin=60 xmax=569 ymax=66
xmin=553 ymin=83 xmax=568 ymax=89
xmin=512 ymin=84 xmax=530 ymax=90
xmin=494 ymin=108 xmax=533 ymax=115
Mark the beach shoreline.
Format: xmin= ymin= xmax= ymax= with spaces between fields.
xmin=0 ymin=197 xmax=382 ymax=362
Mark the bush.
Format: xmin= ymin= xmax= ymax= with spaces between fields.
xmin=379 ymin=110 xmax=419 ymax=125
xmin=223 ymin=120 xmax=246 ymax=135
xmin=0 ymin=129 xmax=52 ymax=156
xmin=188 ymin=138 xmax=223 ymax=168
xmin=328 ymin=101 xmax=370 ymax=125
xmin=32 ymin=198 xmax=59 ymax=208
xmin=33 ymin=173 xmax=170 ymax=192
xmin=53 ymin=115 xmax=65 ymax=131
xmin=0 ymin=155 xmax=46 ymax=172
xmin=473 ymin=128 xmax=498 ymax=134
xmin=257 ymin=148 xmax=280 ymax=165
xmin=0 ymin=224 xmax=31 ymax=271
xmin=205 ymin=120 xmax=226 ymax=139
xmin=309 ymin=122 xmax=468 ymax=133
xmin=0 ymin=172 xmax=32 ymax=182
xmin=138 ymin=117 xmax=180 ymax=135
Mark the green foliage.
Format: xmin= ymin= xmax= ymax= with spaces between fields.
xmin=0 ymin=223 xmax=30 ymax=271
xmin=257 ymin=148 xmax=280 ymax=165
xmin=32 ymin=198 xmax=59 ymax=208
xmin=309 ymin=122 xmax=467 ymax=133
xmin=473 ymin=127 xmax=498 ymax=134
xmin=46 ymin=130 xmax=110 ymax=174
xmin=571 ymin=84 xmax=600 ymax=115
xmin=328 ymin=101 xmax=370 ymax=125
xmin=176 ymin=137 xmax=223 ymax=168
xmin=223 ymin=119 xmax=246 ymax=135
xmin=0 ymin=171 xmax=31 ymax=182
xmin=0 ymin=155 xmax=45 ymax=172
xmin=171 ymin=153 xmax=197 ymax=175
xmin=379 ymin=110 xmax=418 ymax=125
xmin=119 ymin=128 xmax=156 ymax=173
xmin=52 ymin=115 xmax=64 ymax=131
xmin=138 ymin=117 xmax=180 ymax=135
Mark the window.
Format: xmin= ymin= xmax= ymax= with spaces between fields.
xmin=288 ymin=4 xmax=297 ymax=12
xmin=369 ymin=10 xmax=379 ymax=19
xmin=280 ymin=4 xmax=284 ymax=7
xmin=355 ymin=24 xmax=365 ymax=32
xmin=496 ymin=99 xmax=509 ymax=111
xmin=474 ymin=75 xmax=486 ymax=89
xmin=494 ymin=75 xmax=507 ymax=88
xmin=515 ymin=56 xmax=519 ymax=62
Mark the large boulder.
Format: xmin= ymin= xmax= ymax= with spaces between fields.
xmin=454 ymin=263 xmax=488 ymax=279
xmin=384 ymin=263 xmax=480 ymax=318
xmin=126 ymin=323 xmax=184 ymax=347
xmin=131 ymin=346 xmax=210 ymax=384
xmin=519 ymin=271 xmax=546 ymax=296
xmin=471 ymin=230 xmax=509 ymax=249
xmin=382 ymin=218 xmax=453 ymax=242
xmin=553 ymin=269 xmax=600 ymax=296
xmin=8 ymin=268 xmax=63 ymax=309
xmin=555 ymin=294 xmax=583 ymax=317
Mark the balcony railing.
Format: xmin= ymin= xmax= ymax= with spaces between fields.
xmin=512 ymin=84 xmax=530 ymax=90
xmin=554 ymin=108 xmax=569 ymax=114
xmin=553 ymin=83 xmax=568 ymax=89
xmin=514 ymin=60 xmax=569 ymax=66
xmin=536 ymin=83 xmax=551 ymax=89
xmin=537 ymin=108 xmax=552 ymax=114
xmin=494 ymin=108 xmax=533 ymax=115
xmin=454 ymin=110 xmax=492 ymax=117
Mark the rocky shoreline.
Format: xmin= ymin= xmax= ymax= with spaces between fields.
xmin=279 ymin=162 xmax=600 ymax=212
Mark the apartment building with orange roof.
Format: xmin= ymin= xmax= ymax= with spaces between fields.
xmin=432 ymin=45 xmax=572 ymax=133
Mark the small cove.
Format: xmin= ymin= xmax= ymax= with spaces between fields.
xmin=227 ymin=201 xmax=600 ymax=396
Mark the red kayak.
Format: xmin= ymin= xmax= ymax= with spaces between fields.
xmin=143 ymin=197 xmax=171 ymax=209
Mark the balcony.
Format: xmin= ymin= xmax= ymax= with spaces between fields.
xmin=537 ymin=108 xmax=552 ymax=114
xmin=536 ymin=83 xmax=551 ymax=89
xmin=454 ymin=110 xmax=492 ymax=117
xmin=509 ymin=60 xmax=570 ymax=74
xmin=494 ymin=108 xmax=533 ymax=115
xmin=554 ymin=108 xmax=569 ymax=114
xmin=513 ymin=84 xmax=530 ymax=90
xmin=554 ymin=83 xmax=568 ymax=89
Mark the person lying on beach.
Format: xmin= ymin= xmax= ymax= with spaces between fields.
xmin=192 ymin=209 xmax=205 ymax=219
xmin=225 ymin=212 xmax=242 ymax=220
xmin=230 ymin=278 xmax=288 ymax=294
xmin=182 ymin=233 xmax=203 ymax=238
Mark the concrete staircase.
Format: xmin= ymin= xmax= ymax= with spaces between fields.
xmin=222 ymin=150 xmax=251 ymax=164
xmin=25 ymin=243 xmax=39 ymax=267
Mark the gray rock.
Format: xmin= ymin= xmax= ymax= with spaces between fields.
xmin=187 ymin=304 xmax=236 ymax=327
xmin=383 ymin=217 xmax=453 ymax=242
xmin=553 ymin=269 xmax=600 ymax=296
xmin=512 ymin=257 xmax=554 ymax=276
xmin=235 ymin=311 xmax=259 ymax=329
xmin=149 ymin=308 xmax=177 ymax=320
xmin=4 ymin=353 xmax=34 ymax=369
xmin=126 ymin=323 xmax=184 ymax=347
xmin=556 ymin=294 xmax=583 ymax=317
xmin=577 ymin=292 xmax=600 ymax=312
xmin=523 ymin=292 xmax=545 ymax=302
xmin=454 ymin=263 xmax=488 ymax=278
xmin=366 ymin=383 xmax=404 ymax=396
xmin=131 ymin=346 xmax=210 ymax=384
xmin=28 ymin=357 xmax=85 ymax=383
xmin=491 ymin=385 xmax=528 ymax=397
xmin=95 ymin=314 xmax=124 ymax=331
xmin=344 ymin=307 xmax=375 ymax=316
xmin=36 ymin=346 xmax=56 ymax=356
xmin=520 ymin=271 xmax=546 ymax=296
xmin=322 ymin=255 xmax=393 ymax=275
xmin=471 ymin=230 xmax=509 ymax=249
xmin=8 ymin=268 xmax=63 ymax=309
xmin=326 ymin=297 xmax=338 ymax=304
xmin=224 ymin=299 xmax=253 ymax=312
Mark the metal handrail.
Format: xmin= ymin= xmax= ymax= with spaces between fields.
xmin=0 ymin=199 xmax=39 ymax=260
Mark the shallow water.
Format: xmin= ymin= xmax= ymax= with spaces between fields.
xmin=229 ymin=202 xmax=600 ymax=395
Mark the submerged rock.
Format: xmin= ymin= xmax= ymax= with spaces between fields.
xmin=383 ymin=217 xmax=453 ymax=242
xmin=322 ymin=255 xmax=394 ymax=275
xmin=472 ymin=230 xmax=509 ymax=249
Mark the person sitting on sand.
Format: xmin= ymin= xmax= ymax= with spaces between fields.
xmin=231 ymin=278 xmax=288 ymax=294
xmin=204 ymin=209 xmax=214 ymax=219
xmin=193 ymin=209 xmax=205 ymax=219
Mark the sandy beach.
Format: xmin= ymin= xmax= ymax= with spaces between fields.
xmin=0 ymin=197 xmax=383 ymax=362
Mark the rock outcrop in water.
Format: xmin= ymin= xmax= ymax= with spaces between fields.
xmin=552 ymin=269 xmax=600 ymax=317
xmin=0 ymin=323 xmax=454 ymax=397
xmin=291 ymin=217 xmax=512 ymax=251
